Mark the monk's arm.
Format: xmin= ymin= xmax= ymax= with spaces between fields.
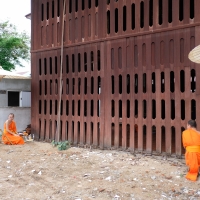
xmin=13 ymin=122 xmax=18 ymax=134
xmin=6 ymin=121 xmax=18 ymax=136
xmin=182 ymin=132 xmax=187 ymax=148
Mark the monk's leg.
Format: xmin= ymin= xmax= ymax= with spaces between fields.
xmin=197 ymin=153 xmax=200 ymax=175
xmin=185 ymin=152 xmax=199 ymax=181
xmin=5 ymin=135 xmax=24 ymax=145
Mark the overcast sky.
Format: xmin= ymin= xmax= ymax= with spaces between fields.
xmin=0 ymin=0 xmax=31 ymax=72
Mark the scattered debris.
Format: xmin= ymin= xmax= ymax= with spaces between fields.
xmin=0 ymin=142 xmax=199 ymax=199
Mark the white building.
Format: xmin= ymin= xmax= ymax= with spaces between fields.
xmin=0 ymin=77 xmax=31 ymax=132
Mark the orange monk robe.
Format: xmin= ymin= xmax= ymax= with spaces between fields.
xmin=2 ymin=121 xmax=24 ymax=145
xmin=182 ymin=128 xmax=200 ymax=181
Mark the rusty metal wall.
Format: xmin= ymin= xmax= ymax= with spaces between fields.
xmin=31 ymin=0 xmax=200 ymax=156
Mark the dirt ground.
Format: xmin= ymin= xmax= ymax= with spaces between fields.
xmin=0 ymin=141 xmax=200 ymax=200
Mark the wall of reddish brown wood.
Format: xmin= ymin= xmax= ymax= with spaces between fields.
xmin=31 ymin=0 xmax=200 ymax=156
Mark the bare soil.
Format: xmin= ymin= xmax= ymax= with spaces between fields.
xmin=0 ymin=141 xmax=200 ymax=200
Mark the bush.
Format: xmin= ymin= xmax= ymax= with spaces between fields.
xmin=51 ymin=140 xmax=70 ymax=151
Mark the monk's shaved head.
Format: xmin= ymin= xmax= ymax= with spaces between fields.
xmin=187 ymin=120 xmax=197 ymax=128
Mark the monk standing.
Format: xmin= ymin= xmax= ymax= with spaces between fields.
xmin=182 ymin=120 xmax=200 ymax=181
xmin=2 ymin=113 xmax=24 ymax=145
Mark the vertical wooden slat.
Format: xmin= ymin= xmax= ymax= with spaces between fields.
xmin=153 ymin=0 xmax=158 ymax=29
xmin=145 ymin=35 xmax=153 ymax=152
xmin=194 ymin=0 xmax=200 ymax=23
xmin=80 ymin=46 xmax=85 ymax=145
xmin=146 ymin=69 xmax=152 ymax=153
xmin=100 ymin=41 xmax=106 ymax=148
xmin=118 ymin=0 xmax=123 ymax=35
xmin=195 ymin=26 xmax=200 ymax=95
xmin=86 ymin=47 xmax=91 ymax=145
xmin=172 ymin=0 xmax=179 ymax=26
xmin=126 ymin=0 xmax=131 ymax=34
xmin=144 ymin=0 xmax=149 ymax=31
xmin=121 ymin=39 xmax=127 ymax=149
xmin=65 ymin=0 xmax=69 ymax=44
xmin=162 ymin=0 xmax=168 ymax=28
xmin=129 ymin=36 xmax=135 ymax=151
xmin=155 ymin=67 xmax=161 ymax=153
xmin=93 ymin=44 xmax=98 ymax=146
xmin=137 ymin=36 xmax=143 ymax=151
xmin=113 ymin=41 xmax=119 ymax=148
xmin=165 ymin=67 xmax=171 ymax=154
xmin=135 ymin=0 xmax=140 ymax=32
xmin=184 ymin=0 xmax=190 ymax=24
xmin=103 ymin=40 xmax=111 ymax=148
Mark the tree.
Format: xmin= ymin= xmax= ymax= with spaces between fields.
xmin=0 ymin=21 xmax=30 ymax=71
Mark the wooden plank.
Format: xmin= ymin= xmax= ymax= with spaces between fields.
xmin=90 ymin=0 xmax=95 ymax=40
xmin=118 ymin=0 xmax=123 ymax=35
xmin=184 ymin=0 xmax=190 ymax=24
xmin=86 ymin=46 xmax=92 ymax=145
xmin=121 ymin=39 xmax=127 ymax=149
xmin=92 ymin=44 xmax=98 ymax=146
xmin=109 ymin=0 xmax=115 ymax=37
xmin=172 ymin=0 xmax=179 ymax=26
xmin=146 ymin=69 xmax=152 ymax=153
xmin=164 ymin=67 xmax=171 ymax=154
xmin=155 ymin=67 xmax=162 ymax=153
xmin=144 ymin=0 xmax=149 ymax=31
xmin=153 ymin=0 xmax=158 ymax=29
xmin=79 ymin=46 xmax=85 ymax=145
xmin=195 ymin=26 xmax=200 ymax=95
xmin=113 ymin=41 xmax=119 ymax=148
xmin=65 ymin=0 xmax=69 ymax=44
xmin=137 ymin=35 xmax=143 ymax=151
xmin=195 ymin=0 xmax=200 ymax=23
xmin=134 ymin=0 xmax=140 ymax=32
xmin=70 ymin=0 xmax=75 ymax=43
xmin=162 ymin=0 xmax=168 ymax=28
xmin=126 ymin=0 xmax=132 ymax=34
xmin=100 ymin=41 xmax=107 ymax=148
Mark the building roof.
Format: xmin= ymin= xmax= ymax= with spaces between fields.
xmin=0 ymin=66 xmax=31 ymax=80
xmin=25 ymin=13 xmax=31 ymax=20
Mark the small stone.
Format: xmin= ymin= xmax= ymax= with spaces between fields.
xmin=105 ymin=176 xmax=111 ymax=181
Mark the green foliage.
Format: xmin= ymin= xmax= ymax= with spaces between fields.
xmin=0 ymin=21 xmax=30 ymax=71
xmin=51 ymin=140 xmax=71 ymax=151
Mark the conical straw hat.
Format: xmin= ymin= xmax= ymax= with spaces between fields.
xmin=188 ymin=45 xmax=200 ymax=64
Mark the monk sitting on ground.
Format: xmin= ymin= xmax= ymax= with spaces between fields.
xmin=182 ymin=120 xmax=200 ymax=181
xmin=2 ymin=113 xmax=24 ymax=145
